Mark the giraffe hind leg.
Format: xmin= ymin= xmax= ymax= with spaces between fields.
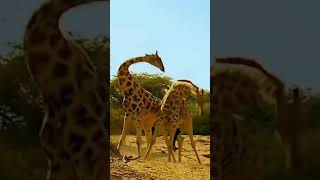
xmin=188 ymin=133 xmax=201 ymax=164
xmin=184 ymin=117 xmax=201 ymax=164
xmin=46 ymin=158 xmax=77 ymax=180
xmin=168 ymin=129 xmax=177 ymax=162
xmin=173 ymin=128 xmax=180 ymax=152
xmin=144 ymin=125 xmax=159 ymax=160
xmin=177 ymin=133 xmax=184 ymax=162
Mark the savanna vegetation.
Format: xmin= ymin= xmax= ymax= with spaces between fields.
xmin=0 ymin=34 xmax=210 ymax=179
xmin=109 ymin=73 xmax=210 ymax=135
xmin=0 ymin=36 xmax=108 ymax=180
xmin=242 ymin=88 xmax=320 ymax=180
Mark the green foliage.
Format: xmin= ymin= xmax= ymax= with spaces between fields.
xmin=0 ymin=36 xmax=109 ymax=179
xmin=0 ymin=36 xmax=109 ymax=140
xmin=110 ymin=73 xmax=172 ymax=106
xmin=110 ymin=73 xmax=210 ymax=135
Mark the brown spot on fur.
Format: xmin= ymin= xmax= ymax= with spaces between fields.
xmin=68 ymin=132 xmax=86 ymax=153
xmin=84 ymin=147 xmax=93 ymax=160
xmin=73 ymin=104 xmax=87 ymax=118
xmin=29 ymin=29 xmax=47 ymax=45
xmin=75 ymin=64 xmax=93 ymax=89
xmin=53 ymin=62 xmax=69 ymax=78
xmin=118 ymin=78 xmax=126 ymax=85
xmin=58 ymin=44 xmax=72 ymax=59
xmin=28 ymin=51 xmax=50 ymax=75
xmin=59 ymin=150 xmax=70 ymax=160
xmin=92 ymin=129 xmax=104 ymax=142
xmin=49 ymin=33 xmax=60 ymax=47
xmin=88 ymin=92 xmax=103 ymax=115
xmin=51 ymin=162 xmax=61 ymax=172
xmin=60 ymin=83 xmax=74 ymax=106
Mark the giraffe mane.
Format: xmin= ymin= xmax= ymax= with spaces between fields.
xmin=216 ymin=57 xmax=284 ymax=89
xmin=177 ymin=79 xmax=200 ymax=91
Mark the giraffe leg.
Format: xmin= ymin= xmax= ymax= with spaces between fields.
xmin=145 ymin=128 xmax=153 ymax=150
xmin=136 ymin=122 xmax=143 ymax=157
xmin=177 ymin=133 xmax=183 ymax=163
xmin=188 ymin=132 xmax=201 ymax=164
xmin=144 ymin=125 xmax=158 ymax=160
xmin=168 ymin=129 xmax=177 ymax=162
xmin=184 ymin=115 xmax=201 ymax=164
xmin=163 ymin=132 xmax=176 ymax=160
xmin=284 ymin=143 xmax=292 ymax=170
xmin=46 ymin=158 xmax=76 ymax=180
xmin=117 ymin=112 xmax=131 ymax=150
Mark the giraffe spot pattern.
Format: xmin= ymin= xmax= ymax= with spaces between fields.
xmin=68 ymin=132 xmax=86 ymax=153
xmin=59 ymin=83 xmax=74 ymax=106
xmin=53 ymin=62 xmax=69 ymax=78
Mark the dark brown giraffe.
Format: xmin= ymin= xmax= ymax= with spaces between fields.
xmin=24 ymin=0 xmax=108 ymax=179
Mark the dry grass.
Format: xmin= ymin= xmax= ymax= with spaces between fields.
xmin=110 ymin=135 xmax=210 ymax=180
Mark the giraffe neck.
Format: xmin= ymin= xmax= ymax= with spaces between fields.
xmin=25 ymin=0 xmax=105 ymax=48
xmin=216 ymin=57 xmax=284 ymax=89
xmin=24 ymin=0 xmax=107 ymax=86
xmin=117 ymin=56 xmax=157 ymax=92
xmin=162 ymin=83 xmax=193 ymax=108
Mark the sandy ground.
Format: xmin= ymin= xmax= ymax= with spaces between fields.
xmin=110 ymin=135 xmax=210 ymax=180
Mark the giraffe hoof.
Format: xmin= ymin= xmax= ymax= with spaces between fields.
xmin=173 ymin=146 xmax=178 ymax=152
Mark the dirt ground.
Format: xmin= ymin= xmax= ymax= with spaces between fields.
xmin=110 ymin=135 xmax=210 ymax=180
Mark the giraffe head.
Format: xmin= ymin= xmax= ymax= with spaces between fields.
xmin=196 ymin=89 xmax=206 ymax=115
xmin=177 ymin=79 xmax=204 ymax=115
xmin=144 ymin=51 xmax=165 ymax=72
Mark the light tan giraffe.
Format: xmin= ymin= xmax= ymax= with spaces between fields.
xmin=211 ymin=57 xmax=310 ymax=179
xmin=24 ymin=0 xmax=108 ymax=179
xmin=171 ymin=81 xmax=207 ymax=152
xmin=116 ymin=52 xmax=165 ymax=157
xmin=144 ymin=80 xmax=202 ymax=164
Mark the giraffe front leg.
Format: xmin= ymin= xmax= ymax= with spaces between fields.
xmin=188 ymin=132 xmax=201 ymax=164
xmin=145 ymin=128 xmax=153 ymax=150
xmin=117 ymin=113 xmax=130 ymax=150
xmin=136 ymin=122 xmax=143 ymax=157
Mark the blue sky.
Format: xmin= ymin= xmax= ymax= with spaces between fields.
xmin=215 ymin=0 xmax=320 ymax=91
xmin=110 ymin=0 xmax=210 ymax=90
xmin=0 ymin=0 xmax=109 ymax=54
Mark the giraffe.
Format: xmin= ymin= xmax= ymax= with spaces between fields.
xmin=171 ymin=81 xmax=207 ymax=152
xmin=275 ymin=86 xmax=310 ymax=175
xmin=211 ymin=57 xmax=310 ymax=179
xmin=116 ymin=52 xmax=165 ymax=158
xmin=24 ymin=0 xmax=108 ymax=179
xmin=144 ymin=80 xmax=202 ymax=164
